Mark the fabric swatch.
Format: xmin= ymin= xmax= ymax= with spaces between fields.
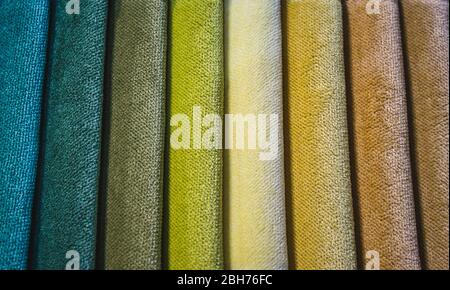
xmin=400 ymin=0 xmax=449 ymax=270
xmin=166 ymin=0 xmax=224 ymax=270
xmin=224 ymin=0 xmax=288 ymax=270
xmin=344 ymin=0 xmax=421 ymax=270
xmin=284 ymin=0 xmax=357 ymax=270
xmin=34 ymin=0 xmax=108 ymax=270
xmin=104 ymin=0 xmax=167 ymax=270
xmin=0 ymin=1 xmax=49 ymax=270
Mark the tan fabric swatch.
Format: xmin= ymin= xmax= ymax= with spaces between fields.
xmin=344 ymin=0 xmax=421 ymax=269
xmin=400 ymin=0 xmax=449 ymax=270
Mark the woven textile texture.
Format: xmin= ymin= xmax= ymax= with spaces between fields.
xmin=224 ymin=0 xmax=288 ymax=270
xmin=166 ymin=0 xmax=224 ymax=270
xmin=400 ymin=0 xmax=449 ymax=270
xmin=0 ymin=1 xmax=49 ymax=270
xmin=104 ymin=0 xmax=167 ymax=270
xmin=344 ymin=0 xmax=421 ymax=269
xmin=284 ymin=0 xmax=356 ymax=270
xmin=34 ymin=1 xmax=108 ymax=270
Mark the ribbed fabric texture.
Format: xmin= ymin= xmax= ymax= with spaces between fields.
xmin=224 ymin=0 xmax=288 ymax=270
xmin=284 ymin=0 xmax=356 ymax=270
xmin=104 ymin=0 xmax=167 ymax=270
xmin=34 ymin=1 xmax=108 ymax=270
xmin=344 ymin=0 xmax=421 ymax=270
xmin=167 ymin=0 xmax=224 ymax=270
xmin=0 ymin=1 xmax=49 ymax=270
xmin=400 ymin=0 xmax=449 ymax=270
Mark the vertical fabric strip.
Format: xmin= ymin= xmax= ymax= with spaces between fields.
xmin=34 ymin=0 xmax=108 ymax=270
xmin=105 ymin=0 xmax=167 ymax=270
xmin=400 ymin=0 xmax=449 ymax=270
xmin=344 ymin=0 xmax=421 ymax=269
xmin=224 ymin=0 xmax=288 ymax=270
xmin=167 ymin=0 xmax=224 ymax=270
xmin=284 ymin=0 xmax=357 ymax=270
xmin=0 ymin=1 xmax=49 ymax=270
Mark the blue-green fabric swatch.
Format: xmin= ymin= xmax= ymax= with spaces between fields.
xmin=34 ymin=0 xmax=108 ymax=270
xmin=0 ymin=1 xmax=49 ymax=270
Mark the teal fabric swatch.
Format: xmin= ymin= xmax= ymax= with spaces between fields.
xmin=0 ymin=1 xmax=49 ymax=270
xmin=34 ymin=0 xmax=108 ymax=270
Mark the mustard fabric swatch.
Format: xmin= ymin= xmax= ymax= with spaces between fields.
xmin=284 ymin=0 xmax=357 ymax=270
xmin=166 ymin=0 xmax=224 ymax=270
xmin=224 ymin=0 xmax=288 ymax=270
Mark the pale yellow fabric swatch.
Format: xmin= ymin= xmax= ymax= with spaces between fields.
xmin=224 ymin=0 xmax=288 ymax=270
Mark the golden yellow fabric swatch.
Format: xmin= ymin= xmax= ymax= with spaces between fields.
xmin=284 ymin=0 xmax=357 ymax=270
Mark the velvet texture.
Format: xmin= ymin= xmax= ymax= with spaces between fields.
xmin=400 ymin=0 xmax=449 ymax=270
xmin=224 ymin=0 xmax=288 ymax=270
xmin=166 ymin=0 xmax=224 ymax=270
xmin=284 ymin=0 xmax=357 ymax=270
xmin=344 ymin=0 xmax=421 ymax=270
xmin=104 ymin=0 xmax=167 ymax=270
xmin=0 ymin=1 xmax=49 ymax=270
xmin=34 ymin=0 xmax=108 ymax=270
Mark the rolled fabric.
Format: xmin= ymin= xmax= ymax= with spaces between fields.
xmin=34 ymin=0 xmax=108 ymax=270
xmin=224 ymin=0 xmax=288 ymax=270
xmin=400 ymin=0 xmax=449 ymax=270
xmin=167 ymin=0 xmax=224 ymax=270
xmin=0 ymin=1 xmax=49 ymax=270
xmin=104 ymin=0 xmax=167 ymax=270
xmin=344 ymin=0 xmax=421 ymax=269
xmin=284 ymin=0 xmax=356 ymax=270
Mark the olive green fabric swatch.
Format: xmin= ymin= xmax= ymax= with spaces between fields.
xmin=104 ymin=0 xmax=167 ymax=270
xmin=166 ymin=0 xmax=224 ymax=270
xmin=34 ymin=0 xmax=108 ymax=270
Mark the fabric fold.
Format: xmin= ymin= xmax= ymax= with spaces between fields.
xmin=104 ymin=0 xmax=167 ymax=270
xmin=284 ymin=0 xmax=357 ymax=270
xmin=0 ymin=1 xmax=49 ymax=270
xmin=34 ymin=0 xmax=108 ymax=270
xmin=167 ymin=0 xmax=224 ymax=270
xmin=344 ymin=0 xmax=421 ymax=269
xmin=224 ymin=0 xmax=288 ymax=270
xmin=400 ymin=0 xmax=449 ymax=270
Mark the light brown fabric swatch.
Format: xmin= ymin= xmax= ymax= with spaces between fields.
xmin=400 ymin=0 xmax=449 ymax=270
xmin=344 ymin=0 xmax=421 ymax=270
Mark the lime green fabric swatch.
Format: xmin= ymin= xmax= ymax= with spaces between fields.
xmin=166 ymin=0 xmax=224 ymax=270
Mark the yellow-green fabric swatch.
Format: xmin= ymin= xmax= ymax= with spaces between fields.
xmin=224 ymin=0 xmax=288 ymax=270
xmin=284 ymin=0 xmax=357 ymax=270
xmin=166 ymin=0 xmax=224 ymax=270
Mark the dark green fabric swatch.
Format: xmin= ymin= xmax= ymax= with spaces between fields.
xmin=104 ymin=0 xmax=167 ymax=270
xmin=34 ymin=0 xmax=108 ymax=270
